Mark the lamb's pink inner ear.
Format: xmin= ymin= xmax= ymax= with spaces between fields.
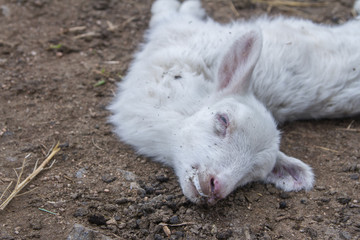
xmin=218 ymin=30 xmax=262 ymax=94
xmin=265 ymin=151 xmax=314 ymax=192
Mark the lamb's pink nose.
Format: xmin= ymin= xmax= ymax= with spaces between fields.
xmin=208 ymin=177 xmax=222 ymax=204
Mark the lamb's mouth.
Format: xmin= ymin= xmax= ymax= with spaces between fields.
xmin=189 ymin=171 xmax=219 ymax=205
xmin=191 ymin=172 xmax=209 ymax=198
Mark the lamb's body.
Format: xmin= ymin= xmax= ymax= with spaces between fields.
xmin=109 ymin=0 xmax=360 ymax=204
xmin=252 ymin=18 xmax=360 ymax=122
xmin=134 ymin=16 xmax=360 ymax=123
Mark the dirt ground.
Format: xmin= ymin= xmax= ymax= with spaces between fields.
xmin=1 ymin=0 xmax=359 ymax=239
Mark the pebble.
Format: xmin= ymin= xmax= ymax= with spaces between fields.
xmin=0 ymin=5 xmax=10 ymax=18
xmin=115 ymin=197 xmax=133 ymax=205
xmin=279 ymin=192 xmax=291 ymax=199
xmin=14 ymin=227 xmax=21 ymax=235
xmin=136 ymin=218 xmax=149 ymax=229
xmin=300 ymin=198 xmax=308 ymax=205
xmin=106 ymin=218 xmax=117 ymax=225
xmin=337 ymin=196 xmax=351 ymax=205
xmin=315 ymin=185 xmax=326 ymax=191
xmin=101 ymin=174 xmax=117 ymax=183
xmin=312 ymin=215 xmax=323 ymax=222
xmin=339 ymin=231 xmax=352 ymax=240
xmin=144 ymin=186 xmax=155 ymax=194
xmin=169 ymin=215 xmax=180 ymax=224
xmin=173 ymin=231 xmax=185 ymax=238
xmin=88 ymin=214 xmax=107 ymax=226
xmin=92 ymin=0 xmax=110 ymax=10
xmin=104 ymin=204 xmax=117 ymax=212
xmin=305 ymin=227 xmax=317 ymax=239
xmin=67 ymin=223 xmax=112 ymax=240
xmin=73 ymin=207 xmax=88 ymax=217
xmin=154 ymin=234 xmax=164 ymax=240
xmin=118 ymin=223 xmax=126 ymax=229
xmin=156 ymin=174 xmax=170 ymax=183
xmin=118 ymin=169 xmax=137 ymax=181
xmin=216 ymin=229 xmax=233 ymax=239
xmin=349 ymin=174 xmax=359 ymax=180
xmin=75 ymin=168 xmax=87 ymax=178
xmin=30 ymin=219 xmax=42 ymax=230
xmin=69 ymin=192 xmax=81 ymax=200
xmin=319 ymin=197 xmax=331 ymax=203
xmin=279 ymin=201 xmax=287 ymax=209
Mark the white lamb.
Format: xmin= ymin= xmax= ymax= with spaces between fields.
xmin=109 ymin=0 xmax=360 ymax=204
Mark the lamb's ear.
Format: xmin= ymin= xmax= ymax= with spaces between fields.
xmin=218 ymin=30 xmax=262 ymax=94
xmin=265 ymin=151 xmax=314 ymax=192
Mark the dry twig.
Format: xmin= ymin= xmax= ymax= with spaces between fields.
xmin=250 ymin=0 xmax=328 ymax=8
xmin=0 ymin=142 xmax=61 ymax=210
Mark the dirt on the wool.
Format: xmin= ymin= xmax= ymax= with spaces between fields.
xmin=0 ymin=0 xmax=359 ymax=239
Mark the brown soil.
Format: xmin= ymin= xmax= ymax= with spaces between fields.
xmin=1 ymin=0 xmax=359 ymax=239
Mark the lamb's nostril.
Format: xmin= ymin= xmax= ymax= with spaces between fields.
xmin=210 ymin=177 xmax=215 ymax=193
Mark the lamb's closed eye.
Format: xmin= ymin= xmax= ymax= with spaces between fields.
xmin=214 ymin=113 xmax=229 ymax=137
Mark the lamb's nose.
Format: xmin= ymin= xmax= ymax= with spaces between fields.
xmin=208 ymin=177 xmax=221 ymax=204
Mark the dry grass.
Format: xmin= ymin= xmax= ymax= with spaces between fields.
xmin=250 ymin=0 xmax=328 ymax=8
xmin=0 ymin=142 xmax=61 ymax=210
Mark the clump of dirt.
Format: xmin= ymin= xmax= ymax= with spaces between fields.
xmin=0 ymin=0 xmax=359 ymax=239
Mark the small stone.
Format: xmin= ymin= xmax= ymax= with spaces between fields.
xmin=92 ymin=0 xmax=110 ymax=10
xmin=349 ymin=174 xmax=359 ymax=180
xmin=30 ymin=220 xmax=42 ymax=230
xmin=339 ymin=231 xmax=352 ymax=240
xmin=75 ymin=168 xmax=87 ymax=178
xmin=305 ymin=227 xmax=317 ymax=239
xmin=137 ymin=188 xmax=146 ymax=197
xmin=169 ymin=215 xmax=180 ymax=224
xmin=300 ymin=198 xmax=308 ymax=205
xmin=73 ymin=207 xmax=88 ymax=217
xmin=67 ymin=223 xmax=112 ymax=240
xmin=337 ymin=196 xmax=351 ymax=205
xmin=104 ymin=204 xmax=117 ymax=212
xmin=174 ymin=231 xmax=185 ymax=238
xmin=279 ymin=192 xmax=291 ymax=199
xmin=14 ymin=227 xmax=21 ymax=235
xmin=118 ymin=169 xmax=137 ymax=181
xmin=320 ymin=198 xmax=331 ymax=203
xmin=101 ymin=174 xmax=117 ymax=183
xmin=279 ymin=201 xmax=287 ymax=209
xmin=156 ymin=174 xmax=169 ymax=183
xmin=1 ymin=5 xmax=11 ymax=18
xmin=130 ymin=182 xmax=141 ymax=190
xmin=211 ymin=225 xmax=218 ymax=235
xmin=144 ymin=186 xmax=155 ymax=194
xmin=292 ymin=223 xmax=301 ymax=230
xmin=315 ymin=185 xmax=326 ymax=191
xmin=88 ymin=214 xmax=107 ymax=226
xmin=216 ymin=229 xmax=233 ymax=239
xmin=312 ymin=215 xmax=323 ymax=222
xmin=70 ymin=193 xmax=80 ymax=199
xmin=106 ymin=218 xmax=117 ymax=225
xmin=118 ymin=223 xmax=126 ymax=229
xmin=154 ymin=234 xmax=164 ymax=240
xmin=115 ymin=198 xmax=132 ymax=205
xmin=136 ymin=218 xmax=149 ymax=229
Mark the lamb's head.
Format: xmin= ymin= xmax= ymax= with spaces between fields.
xmin=171 ymin=31 xmax=314 ymax=204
